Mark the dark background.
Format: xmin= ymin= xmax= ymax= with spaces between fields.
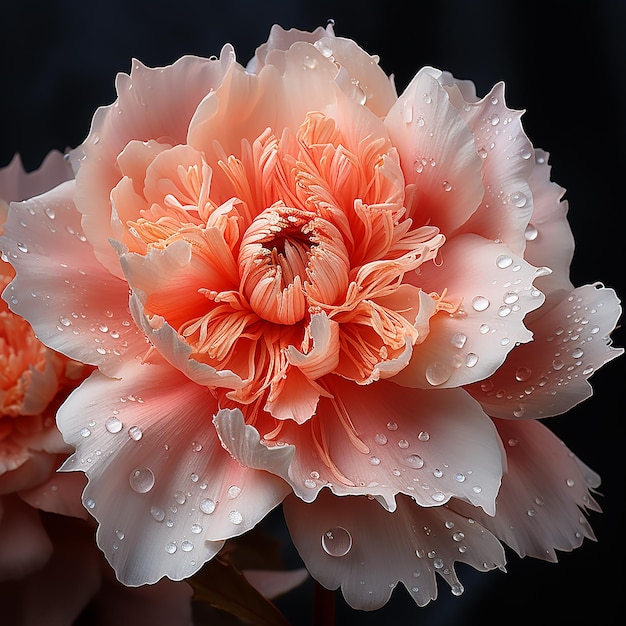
xmin=1 ymin=1 xmax=624 ymax=624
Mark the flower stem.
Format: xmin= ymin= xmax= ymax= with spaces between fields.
xmin=313 ymin=581 xmax=336 ymax=626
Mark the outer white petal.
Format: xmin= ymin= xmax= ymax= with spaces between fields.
xmin=283 ymin=490 xmax=506 ymax=610
xmin=467 ymin=284 xmax=623 ymax=419
xmin=57 ymin=359 xmax=288 ymax=585
xmin=0 ymin=182 xmax=146 ymax=377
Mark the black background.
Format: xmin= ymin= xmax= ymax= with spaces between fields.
xmin=1 ymin=1 xmax=624 ymax=624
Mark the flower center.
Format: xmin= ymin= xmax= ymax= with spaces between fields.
xmin=238 ymin=205 xmax=349 ymax=325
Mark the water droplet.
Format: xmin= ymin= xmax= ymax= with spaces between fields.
xmin=402 ymin=100 xmax=413 ymax=123
xmin=425 ymin=361 xmax=451 ymax=386
xmin=150 ymin=506 xmax=165 ymax=522
xmin=181 ymin=540 xmax=194 ymax=552
xmin=105 ymin=416 xmax=123 ymax=433
xmin=303 ymin=55 xmax=318 ymax=70
xmin=128 ymin=426 xmax=143 ymax=441
xmin=228 ymin=510 xmax=243 ymax=525
xmin=503 ymin=291 xmax=519 ymax=305
xmin=404 ymin=454 xmax=424 ymax=469
xmin=454 ymin=472 xmax=466 ymax=482
xmin=80 ymin=427 xmax=91 ymax=438
xmin=59 ymin=316 xmax=72 ymax=327
xmin=451 ymin=583 xmax=464 ymax=596
xmin=45 ymin=207 xmax=56 ymax=219
xmin=572 ymin=347 xmax=584 ymax=359
xmin=431 ymin=492 xmax=446 ymax=502
xmin=115 ymin=529 xmax=125 ymax=540
xmin=304 ymin=479 xmax=317 ymax=488
xmin=472 ymin=485 xmax=482 ymax=494
xmin=129 ymin=467 xmax=155 ymax=493
xmin=451 ymin=332 xmax=467 ymax=349
xmin=191 ymin=523 xmax=202 ymax=534
xmin=174 ymin=491 xmax=186 ymax=505
xmin=386 ymin=421 xmax=398 ymax=431
xmin=472 ymin=296 xmax=490 ymax=311
xmin=478 ymin=146 xmax=488 ymax=159
xmin=165 ymin=542 xmax=177 ymax=554
xmin=227 ymin=485 xmax=241 ymax=499
xmin=418 ymin=431 xmax=430 ymax=442
xmin=524 ymin=223 xmax=538 ymax=241
xmin=508 ymin=190 xmax=528 ymax=209
xmin=16 ymin=242 xmax=28 ymax=253
xmin=200 ymin=498 xmax=216 ymax=514
xmin=321 ymin=527 xmax=352 ymax=557
xmin=515 ymin=367 xmax=532 ymax=382
xmin=398 ymin=439 xmax=409 ymax=449
xmin=374 ymin=433 xmax=388 ymax=445
xmin=433 ymin=468 xmax=443 ymax=478
xmin=369 ymin=456 xmax=381 ymax=465
xmin=442 ymin=180 xmax=452 ymax=192
xmin=465 ymin=353 xmax=479 ymax=368
xmin=566 ymin=478 xmax=575 ymax=487
xmin=85 ymin=497 xmax=96 ymax=509
xmin=498 ymin=305 xmax=512 ymax=317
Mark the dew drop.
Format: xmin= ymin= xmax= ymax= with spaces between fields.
xmin=181 ymin=540 xmax=194 ymax=552
xmin=16 ymin=242 xmax=28 ymax=253
xmin=165 ymin=542 xmax=177 ymax=554
xmin=174 ymin=491 xmax=186 ymax=505
xmin=369 ymin=456 xmax=381 ymax=465
xmin=304 ymin=479 xmax=317 ymax=488
xmin=303 ymin=55 xmax=318 ymax=70
xmin=45 ymin=207 xmax=56 ymax=219
xmin=404 ymin=454 xmax=425 ymax=469
xmin=510 ymin=191 xmax=527 ymax=208
xmin=128 ymin=426 xmax=143 ymax=441
xmin=431 ymin=492 xmax=446 ymax=502
xmin=80 ymin=427 xmax=91 ymax=438
xmin=227 ymin=485 xmax=242 ymax=499
xmin=451 ymin=583 xmax=464 ymax=596
xmin=129 ymin=467 xmax=155 ymax=493
xmin=374 ymin=433 xmax=388 ymax=445
xmin=454 ymin=472 xmax=466 ymax=483
xmin=105 ymin=416 xmax=123 ymax=433
xmin=115 ymin=529 xmax=125 ymax=540
xmin=150 ymin=506 xmax=165 ymax=522
xmin=465 ymin=353 xmax=479 ymax=368
xmin=191 ymin=523 xmax=202 ymax=534
xmin=451 ymin=332 xmax=467 ymax=349
xmin=200 ymin=498 xmax=216 ymax=514
xmin=472 ymin=296 xmax=490 ymax=312
xmin=515 ymin=367 xmax=532 ymax=382
xmin=321 ymin=527 xmax=352 ymax=557
xmin=418 ymin=431 xmax=430 ymax=442
xmin=85 ymin=497 xmax=96 ymax=509
xmin=525 ymin=223 xmax=538 ymax=241
xmin=442 ymin=180 xmax=452 ymax=192
xmin=398 ymin=439 xmax=409 ymax=449
xmin=386 ymin=421 xmax=398 ymax=431
xmin=425 ymin=361 xmax=451 ymax=386
xmin=228 ymin=510 xmax=243 ymax=525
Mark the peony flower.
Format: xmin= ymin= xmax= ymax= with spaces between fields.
xmin=0 ymin=23 xmax=621 ymax=615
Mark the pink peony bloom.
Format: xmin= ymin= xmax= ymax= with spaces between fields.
xmin=0 ymin=24 xmax=621 ymax=613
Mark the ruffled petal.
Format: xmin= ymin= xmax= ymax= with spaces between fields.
xmin=283 ymin=490 xmax=506 ymax=610
xmin=523 ymin=149 xmax=574 ymax=303
xmin=57 ymin=359 xmax=288 ymax=585
xmin=467 ymin=284 xmax=623 ymax=419
xmin=215 ymin=378 xmax=504 ymax=515
xmin=385 ymin=67 xmax=484 ymax=235
xmin=446 ymin=80 xmax=535 ymax=254
xmin=451 ymin=419 xmax=601 ymax=561
xmin=19 ymin=470 xmax=88 ymax=519
xmin=0 ymin=495 xmax=53 ymax=580
xmin=396 ymin=234 xmax=545 ymax=389
xmin=0 ymin=182 xmax=146 ymax=377
xmin=72 ymin=50 xmax=236 ymax=276
xmin=0 ymin=151 xmax=72 ymax=207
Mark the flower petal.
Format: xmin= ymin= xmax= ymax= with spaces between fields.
xmin=446 ymin=80 xmax=535 ymax=254
xmin=215 ymin=379 xmax=504 ymax=515
xmin=0 ymin=182 xmax=146 ymax=377
xmin=0 ymin=495 xmax=53 ymax=580
xmin=385 ymin=67 xmax=484 ymax=235
xmin=467 ymin=284 xmax=623 ymax=419
xmin=397 ymin=234 xmax=546 ymax=389
xmin=72 ymin=51 xmax=236 ymax=276
xmin=452 ymin=419 xmax=601 ymax=561
xmin=283 ymin=490 xmax=506 ymax=610
xmin=57 ymin=359 xmax=289 ymax=585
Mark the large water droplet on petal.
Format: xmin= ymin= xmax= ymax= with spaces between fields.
xmin=321 ymin=527 xmax=353 ymax=557
xmin=129 ymin=467 xmax=155 ymax=493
